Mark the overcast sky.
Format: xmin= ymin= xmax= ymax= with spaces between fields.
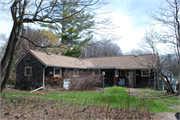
xmin=0 ymin=0 xmax=165 ymax=53
xmin=107 ymin=0 xmax=165 ymax=53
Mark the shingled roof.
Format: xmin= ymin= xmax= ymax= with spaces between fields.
xmin=16 ymin=50 xmax=157 ymax=69
xmin=84 ymin=54 xmax=157 ymax=69
xmin=30 ymin=50 xmax=95 ymax=69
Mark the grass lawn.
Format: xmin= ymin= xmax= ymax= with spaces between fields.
xmin=137 ymin=88 xmax=180 ymax=111
xmin=2 ymin=86 xmax=179 ymax=113
xmin=137 ymin=89 xmax=179 ymax=104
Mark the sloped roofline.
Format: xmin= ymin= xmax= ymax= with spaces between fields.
xmin=83 ymin=54 xmax=156 ymax=59
xmin=14 ymin=50 xmax=46 ymax=67
xmin=31 ymin=49 xmax=85 ymax=60
xmin=15 ymin=50 xmax=156 ymax=69
xmin=14 ymin=50 xmax=90 ymax=69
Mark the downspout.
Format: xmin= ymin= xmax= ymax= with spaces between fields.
xmin=154 ymin=69 xmax=156 ymax=90
xmin=30 ymin=66 xmax=47 ymax=93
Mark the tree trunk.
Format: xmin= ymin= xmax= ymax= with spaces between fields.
xmin=178 ymin=56 xmax=180 ymax=93
xmin=1 ymin=39 xmax=17 ymax=92
xmin=1 ymin=23 xmax=23 ymax=93
xmin=1 ymin=24 xmax=17 ymax=77
xmin=161 ymin=73 xmax=175 ymax=94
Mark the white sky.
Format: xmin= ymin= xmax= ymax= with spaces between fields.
xmin=107 ymin=0 xmax=165 ymax=53
xmin=0 ymin=0 xmax=166 ymax=53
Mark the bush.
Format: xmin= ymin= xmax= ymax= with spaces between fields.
xmin=7 ymin=79 xmax=16 ymax=85
xmin=63 ymin=70 xmax=102 ymax=91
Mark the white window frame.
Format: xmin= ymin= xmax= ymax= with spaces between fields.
xmin=93 ymin=69 xmax=100 ymax=76
xmin=120 ymin=70 xmax=126 ymax=76
xmin=115 ymin=70 xmax=119 ymax=77
xmin=54 ymin=68 xmax=62 ymax=77
xmin=141 ymin=69 xmax=150 ymax=77
xmin=25 ymin=67 xmax=32 ymax=76
xmin=73 ymin=69 xmax=79 ymax=77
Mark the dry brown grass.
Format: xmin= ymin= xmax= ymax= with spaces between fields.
xmin=1 ymin=94 xmax=156 ymax=120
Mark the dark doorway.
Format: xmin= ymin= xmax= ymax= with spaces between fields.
xmin=136 ymin=70 xmax=141 ymax=87
xmin=103 ymin=69 xmax=114 ymax=87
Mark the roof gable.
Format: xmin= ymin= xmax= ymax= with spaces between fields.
xmin=14 ymin=50 xmax=46 ymax=67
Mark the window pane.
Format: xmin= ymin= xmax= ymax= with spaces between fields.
xmin=26 ymin=68 xmax=31 ymax=75
xmin=94 ymin=70 xmax=99 ymax=75
xmin=55 ymin=69 xmax=60 ymax=76
xmin=143 ymin=70 xmax=149 ymax=76
xmin=115 ymin=70 xmax=119 ymax=76
xmin=121 ymin=71 xmax=125 ymax=76
xmin=74 ymin=70 xmax=78 ymax=75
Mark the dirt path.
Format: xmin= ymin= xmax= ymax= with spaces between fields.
xmin=127 ymin=88 xmax=180 ymax=120
xmin=126 ymin=88 xmax=147 ymax=98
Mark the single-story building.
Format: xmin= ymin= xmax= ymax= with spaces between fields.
xmin=15 ymin=50 xmax=159 ymax=92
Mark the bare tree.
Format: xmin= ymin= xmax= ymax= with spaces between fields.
xmin=14 ymin=27 xmax=48 ymax=62
xmin=81 ymin=39 xmax=123 ymax=58
xmin=0 ymin=34 xmax=8 ymax=59
xmin=140 ymin=30 xmax=175 ymax=94
xmin=161 ymin=54 xmax=179 ymax=77
xmin=123 ymin=48 xmax=151 ymax=55
xmin=0 ymin=0 xmax=111 ymax=92
xmin=148 ymin=0 xmax=180 ymax=89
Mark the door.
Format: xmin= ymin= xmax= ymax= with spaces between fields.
xmin=128 ymin=71 xmax=134 ymax=87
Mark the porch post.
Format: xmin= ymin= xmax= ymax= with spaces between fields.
xmin=134 ymin=70 xmax=136 ymax=87
xmin=154 ymin=69 xmax=156 ymax=89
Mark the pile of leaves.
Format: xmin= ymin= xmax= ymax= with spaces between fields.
xmin=1 ymin=94 xmax=156 ymax=119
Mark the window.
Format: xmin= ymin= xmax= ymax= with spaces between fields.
xmin=25 ymin=67 xmax=32 ymax=76
xmin=93 ymin=70 xmax=100 ymax=76
xmin=54 ymin=68 xmax=62 ymax=77
xmin=73 ymin=69 xmax=79 ymax=76
xmin=115 ymin=70 xmax=119 ymax=77
xmin=120 ymin=71 xmax=126 ymax=76
xmin=141 ymin=69 xmax=150 ymax=77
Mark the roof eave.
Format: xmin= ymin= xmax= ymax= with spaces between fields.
xmin=87 ymin=66 xmax=122 ymax=69
xmin=46 ymin=64 xmax=87 ymax=69
xmin=87 ymin=66 xmax=156 ymax=70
